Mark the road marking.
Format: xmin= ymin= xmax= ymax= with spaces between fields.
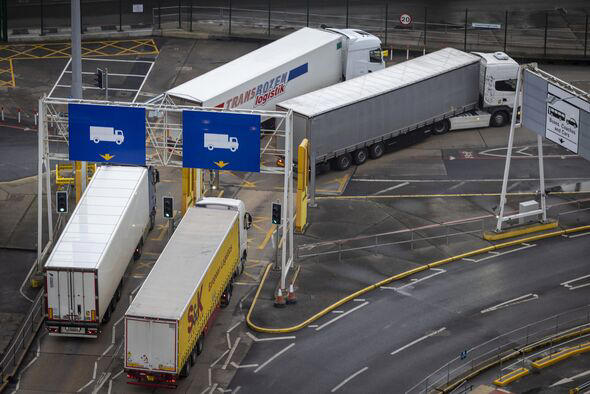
xmin=222 ymin=337 xmax=241 ymax=370
xmin=92 ymin=372 xmax=111 ymax=394
xmin=464 ymin=243 xmax=536 ymax=263
xmin=567 ymin=231 xmax=590 ymax=239
xmin=308 ymin=324 xmax=318 ymax=328
xmin=550 ymin=369 xmax=590 ymax=386
xmin=77 ymin=379 xmax=95 ymax=392
xmin=353 ymin=298 xmax=365 ymax=302
xmin=331 ymin=366 xmax=369 ymax=392
xmin=448 ymin=181 xmax=466 ymax=191
xmin=480 ymin=293 xmax=539 ymax=314
xmin=332 ymin=310 xmax=344 ymax=314
xmin=561 ymin=274 xmax=590 ymax=290
xmin=230 ymin=362 xmax=258 ymax=369
xmin=246 ymin=332 xmax=296 ymax=342
xmin=393 ymin=268 xmax=446 ymax=292
xmin=210 ymin=349 xmax=229 ymax=368
xmin=233 ymin=387 xmax=241 ymax=393
xmin=315 ymin=301 xmax=369 ymax=331
xmin=390 ymin=327 xmax=446 ymax=355
xmin=254 ymin=343 xmax=295 ymax=373
xmin=258 ymin=224 xmax=277 ymax=250
xmin=373 ymin=182 xmax=409 ymax=195
xmin=227 ymin=321 xmax=241 ymax=334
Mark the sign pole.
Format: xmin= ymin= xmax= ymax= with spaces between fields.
xmin=537 ymin=135 xmax=547 ymax=222
xmin=105 ymin=67 xmax=109 ymax=101
xmin=37 ymin=98 xmax=44 ymax=273
xmin=496 ymin=65 xmax=523 ymax=232
xmin=280 ymin=113 xmax=290 ymax=290
xmin=287 ymin=111 xmax=294 ymax=277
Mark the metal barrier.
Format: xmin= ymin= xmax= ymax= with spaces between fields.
xmin=406 ymin=304 xmax=590 ymax=393
xmin=0 ymin=291 xmax=44 ymax=390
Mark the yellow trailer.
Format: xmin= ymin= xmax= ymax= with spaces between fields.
xmin=124 ymin=198 xmax=251 ymax=387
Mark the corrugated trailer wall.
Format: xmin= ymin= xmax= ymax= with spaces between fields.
xmin=310 ymin=62 xmax=480 ymax=161
xmin=176 ymin=218 xmax=239 ymax=368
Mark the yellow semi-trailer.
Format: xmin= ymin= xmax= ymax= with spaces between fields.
xmin=124 ymin=198 xmax=252 ymax=388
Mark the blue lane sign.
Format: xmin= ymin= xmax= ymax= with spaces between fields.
xmin=68 ymin=103 xmax=146 ymax=165
xmin=183 ymin=111 xmax=261 ymax=172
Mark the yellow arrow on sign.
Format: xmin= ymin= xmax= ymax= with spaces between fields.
xmin=214 ymin=161 xmax=229 ymax=168
xmin=100 ymin=153 xmax=115 ymax=161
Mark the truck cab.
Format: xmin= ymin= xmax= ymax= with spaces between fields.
xmin=326 ymin=28 xmax=385 ymax=80
xmin=195 ymin=198 xmax=252 ymax=267
xmin=473 ymin=51 xmax=520 ymax=126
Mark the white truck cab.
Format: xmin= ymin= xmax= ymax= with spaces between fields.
xmin=326 ymin=28 xmax=385 ymax=80
xmin=195 ymin=198 xmax=252 ymax=268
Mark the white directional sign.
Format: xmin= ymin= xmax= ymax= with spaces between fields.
xmin=546 ymin=85 xmax=580 ymax=154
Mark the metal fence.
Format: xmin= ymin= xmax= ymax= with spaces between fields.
xmin=6 ymin=2 xmax=590 ymax=59
xmin=296 ymin=199 xmax=590 ymax=264
xmin=0 ymin=291 xmax=44 ymax=390
xmin=405 ymin=304 xmax=590 ymax=393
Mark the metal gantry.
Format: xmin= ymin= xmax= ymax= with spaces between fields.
xmin=38 ymin=96 xmax=295 ymax=288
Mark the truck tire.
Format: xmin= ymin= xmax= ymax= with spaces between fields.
xmin=149 ymin=211 xmax=155 ymax=231
xmin=102 ymin=306 xmax=111 ymax=323
xmin=335 ymin=153 xmax=352 ymax=171
xmin=133 ymin=239 xmax=143 ymax=261
xmin=180 ymin=361 xmax=190 ymax=378
xmin=221 ymin=285 xmax=232 ymax=308
xmin=433 ymin=119 xmax=450 ymax=135
xmin=196 ymin=335 xmax=204 ymax=355
xmin=490 ymin=111 xmax=508 ymax=127
xmin=352 ymin=148 xmax=368 ymax=165
xmin=369 ymin=142 xmax=384 ymax=159
xmin=190 ymin=349 xmax=197 ymax=366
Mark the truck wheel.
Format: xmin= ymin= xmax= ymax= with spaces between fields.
xmin=352 ymin=148 xmax=368 ymax=165
xmin=490 ymin=111 xmax=508 ymax=127
xmin=115 ymin=282 xmax=122 ymax=302
xmin=149 ymin=212 xmax=155 ymax=231
xmin=369 ymin=142 xmax=385 ymax=159
xmin=190 ymin=349 xmax=197 ymax=366
xmin=196 ymin=335 xmax=204 ymax=355
xmin=180 ymin=361 xmax=190 ymax=378
xmin=335 ymin=153 xmax=352 ymax=171
xmin=133 ymin=239 xmax=143 ymax=261
xmin=102 ymin=306 xmax=111 ymax=323
xmin=239 ymin=258 xmax=245 ymax=276
xmin=433 ymin=119 xmax=450 ymax=135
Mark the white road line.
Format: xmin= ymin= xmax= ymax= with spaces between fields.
xmin=208 ymin=368 xmax=212 ymax=386
xmin=465 ymin=243 xmax=536 ymax=263
xmin=332 ymin=310 xmax=344 ymax=314
xmin=233 ymin=386 xmax=241 ymax=393
xmin=353 ymin=298 xmax=365 ymax=302
xmin=550 ymin=369 xmax=590 ymax=386
xmin=92 ymin=361 xmax=98 ymax=379
xmin=227 ymin=321 xmax=242 ymax=334
xmin=561 ymin=274 xmax=590 ymax=290
xmin=226 ymin=332 xmax=232 ymax=349
xmin=390 ymin=327 xmax=446 ymax=355
xmin=222 ymin=337 xmax=241 ymax=370
xmin=448 ymin=181 xmax=466 ymax=191
xmin=393 ymin=269 xmax=446 ymax=292
xmin=330 ymin=366 xmax=369 ymax=392
xmin=308 ymin=324 xmax=318 ymax=328
xmin=133 ymin=60 xmax=156 ymax=103
xmin=210 ymin=349 xmax=229 ymax=368
xmin=111 ymin=370 xmax=124 ymax=380
xmin=568 ymin=231 xmax=590 ymax=239
xmin=92 ymin=372 xmax=111 ymax=394
xmin=254 ymin=343 xmax=295 ymax=373
xmin=77 ymin=379 xmax=95 ymax=392
xmin=373 ymin=182 xmax=410 ymax=195
xmin=480 ymin=293 xmax=539 ymax=314
xmin=380 ymin=286 xmax=396 ymax=290
xmin=246 ymin=332 xmax=296 ymax=342
xmin=101 ymin=344 xmax=113 ymax=357
xmin=315 ymin=301 xmax=369 ymax=331
xmin=230 ymin=362 xmax=259 ymax=369
xmin=209 ymin=383 xmax=218 ymax=394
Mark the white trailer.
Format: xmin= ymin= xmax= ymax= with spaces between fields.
xmin=45 ymin=166 xmax=157 ymax=338
xmin=165 ymin=27 xmax=385 ymax=112
xmin=124 ymin=198 xmax=251 ymax=387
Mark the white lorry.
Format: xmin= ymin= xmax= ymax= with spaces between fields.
xmin=277 ymin=48 xmax=520 ymax=171
xmin=45 ymin=166 xmax=158 ymax=337
xmin=90 ymin=126 xmax=125 ymax=145
xmin=124 ymin=198 xmax=251 ymax=387
xmin=165 ymin=27 xmax=385 ymax=111
xmin=204 ymin=133 xmax=239 ymax=152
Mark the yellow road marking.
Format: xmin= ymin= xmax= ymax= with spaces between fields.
xmin=217 ymin=189 xmax=224 ymax=197
xmin=242 ymin=270 xmax=259 ymax=281
xmin=258 ymin=224 xmax=277 ymax=250
xmin=149 ymin=224 xmax=167 ymax=241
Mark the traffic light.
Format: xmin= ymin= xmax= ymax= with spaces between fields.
xmin=56 ymin=191 xmax=68 ymax=213
xmin=94 ymin=68 xmax=104 ymax=89
xmin=163 ymin=196 xmax=173 ymax=219
xmin=271 ymin=202 xmax=281 ymax=225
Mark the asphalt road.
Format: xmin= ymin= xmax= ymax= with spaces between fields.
xmin=229 ymin=233 xmax=590 ymax=393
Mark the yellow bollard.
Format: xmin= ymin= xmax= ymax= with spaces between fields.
xmin=295 ymin=139 xmax=309 ymax=233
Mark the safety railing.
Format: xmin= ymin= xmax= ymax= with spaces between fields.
xmin=405 ymin=304 xmax=590 ymax=393
xmin=0 ymin=291 xmax=44 ymax=389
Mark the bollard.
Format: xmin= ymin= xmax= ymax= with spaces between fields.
xmin=286 ymin=283 xmax=297 ymax=305
xmin=406 ymin=46 xmax=409 ymax=60
xmin=274 ymin=288 xmax=286 ymax=308
xmin=34 ymin=110 xmax=38 ymax=126
xmin=1 ymin=106 xmax=4 ymax=121
xmin=17 ymin=108 xmax=21 ymax=123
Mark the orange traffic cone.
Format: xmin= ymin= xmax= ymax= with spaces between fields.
xmin=286 ymin=284 xmax=297 ymax=305
xmin=274 ymin=288 xmax=286 ymax=308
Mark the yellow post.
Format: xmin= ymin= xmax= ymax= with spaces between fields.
xmin=295 ymin=139 xmax=309 ymax=233
xmin=75 ymin=161 xmax=82 ymax=203
xmin=182 ymin=168 xmax=203 ymax=215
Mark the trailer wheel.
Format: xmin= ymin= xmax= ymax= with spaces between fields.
xmin=149 ymin=211 xmax=155 ymax=231
xmin=335 ymin=153 xmax=352 ymax=171
xmin=369 ymin=142 xmax=385 ymax=159
xmin=490 ymin=111 xmax=508 ymax=127
xmin=102 ymin=306 xmax=111 ymax=323
xmin=433 ymin=119 xmax=450 ymax=135
xmin=352 ymin=148 xmax=368 ymax=165
xmin=180 ymin=361 xmax=190 ymax=378
xmin=133 ymin=239 xmax=143 ymax=261
xmin=190 ymin=349 xmax=197 ymax=366
xmin=196 ymin=335 xmax=204 ymax=355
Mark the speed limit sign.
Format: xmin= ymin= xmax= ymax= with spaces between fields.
xmin=399 ymin=13 xmax=412 ymax=25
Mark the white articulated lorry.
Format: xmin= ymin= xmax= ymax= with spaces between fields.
xmin=124 ymin=198 xmax=252 ymax=388
xmin=277 ymin=48 xmax=519 ymax=171
xmin=45 ymin=166 xmax=158 ymax=338
xmin=165 ymin=26 xmax=385 ymax=111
